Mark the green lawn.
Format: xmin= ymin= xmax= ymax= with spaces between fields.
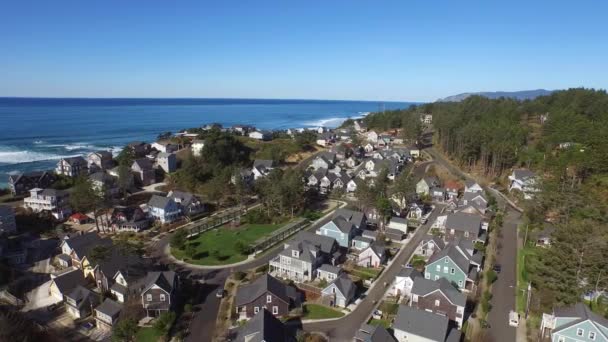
xmin=302 ymin=304 xmax=345 ymax=319
xmin=172 ymin=223 xmax=283 ymax=265
xmin=368 ymin=318 xmax=391 ymax=329
xmin=516 ymin=246 xmax=537 ymax=312
xmin=350 ymin=266 xmax=382 ymax=281
xmin=136 ymin=327 xmax=162 ymax=342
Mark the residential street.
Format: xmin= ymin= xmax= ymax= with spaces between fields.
xmin=300 ymin=204 xmax=445 ymax=341
xmin=427 ymin=147 xmax=522 ymax=342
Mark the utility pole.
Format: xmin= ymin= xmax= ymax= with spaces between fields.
xmin=525 ymin=281 xmax=532 ymax=319
xmin=523 ymin=224 xmax=529 ymax=247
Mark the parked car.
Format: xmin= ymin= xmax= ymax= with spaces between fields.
xmin=216 ymin=289 xmax=225 ymax=298
xmin=493 ymin=264 xmax=502 ymax=273
xmin=509 ymin=310 xmax=520 ymax=327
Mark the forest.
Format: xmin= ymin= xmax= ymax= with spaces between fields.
xmin=364 ymin=88 xmax=608 ymax=313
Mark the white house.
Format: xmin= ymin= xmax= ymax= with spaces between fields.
xmin=367 ymin=131 xmax=379 ymax=143
xmin=357 ymin=243 xmax=386 ymax=268
xmin=321 ymin=275 xmax=356 ymax=308
xmin=23 ymin=188 xmax=71 ymax=220
xmin=151 ymin=141 xmax=178 ymax=153
xmin=316 ymin=264 xmax=342 ymax=282
xmin=249 ymin=131 xmax=271 ymax=141
xmin=464 ymin=180 xmax=483 ymax=193
xmin=391 ymin=268 xmax=422 ymax=297
xmin=387 ymin=217 xmax=408 ymax=233
xmin=509 ymin=169 xmax=538 ymax=199
xmin=191 ymin=140 xmax=205 ymax=157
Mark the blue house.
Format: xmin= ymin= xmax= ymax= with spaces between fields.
xmin=316 ymin=217 xmax=356 ymax=248
xmin=541 ymin=303 xmax=608 ymax=342
xmin=424 ymin=240 xmax=483 ymax=292
xmin=147 ymin=195 xmax=181 ymax=224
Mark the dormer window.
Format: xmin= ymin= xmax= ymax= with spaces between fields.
xmin=266 ymin=295 xmax=272 ymax=303
xmin=444 ymin=258 xmax=449 ymax=263
xmin=292 ymin=250 xmax=299 ymax=258
xmin=435 ymin=299 xmax=440 ymax=306
xmin=146 ymin=294 xmax=152 ymax=301
xmin=160 ymin=294 xmax=166 ymax=302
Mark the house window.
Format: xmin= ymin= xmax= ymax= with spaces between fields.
xmin=444 ymin=258 xmax=449 ymax=263
xmin=589 ymin=331 xmax=596 ymax=340
xmin=434 ymin=275 xmax=439 ymax=280
xmin=443 ymin=266 xmax=448 ymax=273
xmin=425 ymin=273 xmax=430 ymax=279
xmin=160 ymin=294 xmax=166 ymax=302
xmin=450 ymin=268 xmax=455 ymax=275
xmin=435 ymin=299 xmax=440 ymax=306
xmin=292 ymin=250 xmax=299 ymax=258
xmin=464 ymin=231 xmax=469 ymax=238
xmin=458 ymin=280 xmax=463 ymax=287
xmin=577 ymin=329 xmax=584 ymax=336
xmin=272 ymin=306 xmax=278 ymax=315
xmin=436 ymin=265 xmax=441 ymax=271
xmin=266 ymin=295 xmax=272 ymax=303
xmin=557 ymin=337 xmax=565 ymax=342
xmin=146 ymin=294 xmax=152 ymax=301
xmin=254 ymin=307 xmax=259 ymax=314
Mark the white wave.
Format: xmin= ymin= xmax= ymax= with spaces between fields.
xmin=303 ymin=117 xmax=350 ymax=128
xmin=0 ymin=150 xmax=81 ymax=164
xmin=33 ymin=140 xmax=45 ymax=144
xmin=42 ymin=143 xmax=102 ymax=151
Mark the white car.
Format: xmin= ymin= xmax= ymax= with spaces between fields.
xmin=509 ymin=310 xmax=520 ymax=327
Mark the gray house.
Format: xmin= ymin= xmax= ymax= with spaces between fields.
xmin=157 ymin=152 xmax=177 ymax=173
xmin=321 ymin=274 xmax=356 ymax=308
xmin=393 ymin=305 xmax=462 ymax=342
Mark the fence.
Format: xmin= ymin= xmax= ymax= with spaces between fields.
xmin=186 ymin=206 xmax=248 ymax=238
xmin=249 ymin=218 xmax=309 ymax=254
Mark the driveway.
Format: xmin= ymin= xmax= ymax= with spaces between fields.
xmin=300 ymin=204 xmax=445 ymax=341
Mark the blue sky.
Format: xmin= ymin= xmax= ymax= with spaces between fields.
xmin=1 ymin=1 xmax=606 ymax=102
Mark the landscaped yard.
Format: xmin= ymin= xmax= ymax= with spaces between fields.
xmin=368 ymin=318 xmax=391 ymax=329
xmin=172 ymin=223 xmax=284 ymax=265
xmin=136 ymin=327 xmax=162 ymax=342
xmin=349 ymin=266 xmax=382 ymax=282
xmin=302 ymin=304 xmax=345 ymax=319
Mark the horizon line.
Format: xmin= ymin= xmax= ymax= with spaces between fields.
xmin=0 ymin=96 xmax=423 ymax=104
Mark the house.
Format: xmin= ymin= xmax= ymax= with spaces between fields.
xmin=87 ymin=151 xmax=114 ymax=172
xmin=424 ymin=240 xmax=482 ymax=291
xmin=444 ymin=180 xmax=462 ymax=200
xmin=334 ymin=209 xmax=367 ymax=229
xmin=94 ymin=298 xmax=122 ymax=330
xmin=151 ymin=141 xmax=178 ymax=153
xmin=367 ymin=131 xmax=379 ymax=143
xmin=464 ymin=180 xmax=483 ymax=193
xmin=307 ymin=168 xmax=326 ymax=188
xmin=167 ymin=190 xmax=205 ymax=216
xmin=385 ymin=228 xmax=404 ymax=242
xmin=362 ymin=229 xmax=379 ymax=241
xmin=191 ymin=139 xmax=205 ymax=157
xmin=69 ymin=213 xmax=90 ymax=225
xmin=540 ymin=302 xmax=608 ymax=342
xmin=316 ymin=264 xmax=342 ymax=282
xmin=232 ymin=125 xmax=254 ymax=135
xmin=49 ymin=268 xmax=88 ymax=301
xmin=351 ymin=236 xmax=374 ymax=251
xmin=407 ymin=203 xmax=424 ymax=221
xmin=65 ymin=285 xmax=100 ymax=319
xmin=109 ymin=206 xmax=150 ymax=232
xmin=56 ymin=253 xmax=72 ymax=267
xmin=410 ymin=277 xmax=467 ymax=328
xmin=316 ymin=216 xmax=356 ymax=248
xmin=444 ymin=212 xmax=485 ymax=243
xmin=0 ymin=205 xmax=17 ymax=234
xmin=131 ymin=158 xmax=155 ymax=186
xmin=535 ymin=225 xmax=555 ymax=247
xmin=364 ymin=143 xmax=375 ymax=154
xmin=321 ymin=275 xmax=356 ymax=308
xmin=60 ymin=232 xmax=112 ymax=269
xmin=156 ymin=152 xmax=177 ymax=173
xmin=232 ymin=168 xmax=254 ymax=185
xmin=508 ymin=169 xmax=538 ymax=199
xmin=56 ymin=156 xmax=88 ymax=177
xmin=460 ymin=192 xmax=488 ymax=213
xmin=355 ymin=324 xmax=396 ymax=342
xmin=84 ymin=247 xmax=145 ymax=292
xmin=249 ymin=130 xmax=272 ymax=141
xmin=393 ymin=305 xmax=462 ymax=342
xmin=252 ymin=159 xmax=276 ymax=180
xmin=311 ymin=153 xmax=336 ymax=170
xmin=235 ymin=274 xmax=300 ymax=319
xmin=23 ymin=188 xmax=71 ymax=220
xmin=232 ymin=308 xmax=296 ymax=342
xmin=357 ymin=243 xmax=386 ymax=268
xmin=391 ymin=267 xmax=422 ymax=297
xmin=127 ymin=141 xmax=150 ymax=157
xmin=387 ymin=217 xmax=409 ymax=233
xmin=346 ymin=179 xmax=359 ymax=193
xmin=344 ymin=156 xmax=359 ymax=169
xmin=421 ymin=114 xmax=433 ymax=124
xmin=269 ymin=231 xmax=338 ymax=282
xmin=316 ymin=132 xmax=335 ymax=147
xmin=147 ymin=195 xmax=181 ymax=224
xmin=89 ymin=171 xmax=120 ymax=196
xmin=141 ymin=271 xmax=178 ymax=317
xmin=431 ymin=187 xmax=447 ymax=202
xmin=110 ymin=267 xmax=148 ymax=303
xmin=415 ymin=235 xmax=446 ymax=260
xmin=408 ymin=146 xmax=421 ymax=158
xmin=8 ymin=171 xmax=56 ymax=196
xmin=416 ymin=177 xmax=440 ymax=196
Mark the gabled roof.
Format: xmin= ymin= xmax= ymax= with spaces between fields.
xmin=390 ymin=216 xmax=407 ymax=225
xmin=253 ymin=159 xmax=275 ymax=169
xmin=93 ymin=247 xmax=145 ymax=282
xmin=90 ymin=150 xmax=113 ymax=159
xmin=89 ymin=171 xmax=117 ymax=185
xmin=61 ymin=156 xmax=87 ymax=165
xmin=396 ymin=267 xmax=422 ymax=280
xmin=427 ymin=242 xmax=473 ymax=275
xmin=355 ymin=324 xmax=396 ymax=342
xmin=325 ymin=275 xmax=356 ymax=301
xmin=235 ymin=308 xmax=294 ymax=342
xmin=334 ymin=208 xmax=366 ymax=228
xmin=148 ymin=195 xmax=175 ymax=209
xmin=235 ymin=274 xmax=295 ymax=307
xmin=168 ymin=190 xmax=199 ymax=206
xmin=420 ymin=177 xmax=439 ymax=187
xmin=444 ymin=212 xmax=482 ymax=234
xmin=51 ymin=268 xmax=87 ymax=294
xmin=62 ymin=233 xmax=112 ymax=259
xmin=393 ymin=305 xmax=451 ymax=341
xmin=317 ymin=264 xmax=341 ymax=275
xmin=38 ymin=188 xmax=68 ymax=197
xmin=329 ymin=216 xmax=355 ymax=234
xmin=421 ymin=235 xmax=446 ymax=251
xmin=95 ymin=298 xmax=122 ymax=317
xmin=512 ymin=169 xmax=536 ymax=180
xmin=553 ymin=302 xmax=608 ymax=333
xmin=411 ymin=277 xmax=467 ymax=307
xmin=141 ymin=271 xmax=177 ymax=295
xmin=368 ymin=242 xmax=386 ymax=259
xmin=463 ymin=191 xmax=487 ymax=203
xmin=65 ymin=285 xmax=97 ymax=309
xmin=132 ymin=158 xmax=153 ymax=170
xmin=157 ymin=152 xmax=175 ymax=158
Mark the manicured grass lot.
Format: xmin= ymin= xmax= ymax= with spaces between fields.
xmin=516 ymin=246 xmax=537 ymax=312
xmin=172 ymin=223 xmax=282 ymax=266
xmin=136 ymin=327 xmax=162 ymax=342
xmin=350 ymin=266 xmax=382 ymax=281
xmin=302 ymin=304 xmax=345 ymax=319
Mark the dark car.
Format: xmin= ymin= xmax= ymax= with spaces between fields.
xmin=493 ymin=264 xmax=502 ymax=273
xmin=216 ymin=289 xmax=225 ymax=298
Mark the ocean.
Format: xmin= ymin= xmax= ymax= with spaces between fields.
xmin=0 ymin=98 xmax=414 ymax=187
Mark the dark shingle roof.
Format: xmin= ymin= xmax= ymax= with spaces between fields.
xmin=235 ymin=274 xmax=295 ymax=307
xmin=411 ymin=277 xmax=467 ymax=307
xmin=132 ymin=158 xmax=153 ymax=170
xmin=95 ymin=298 xmax=122 ymax=317
xmin=318 ymin=264 xmax=341 ymax=275
xmin=334 ymin=209 xmax=366 ymax=228
xmin=326 ymin=275 xmax=356 ymax=301
xmin=63 ymin=233 xmax=112 ymax=259
xmin=142 ymin=271 xmax=176 ymax=294
xmin=427 ymin=243 xmax=472 ymax=275
xmin=148 ymin=195 xmax=174 ymax=209
xmin=235 ymin=308 xmax=294 ymax=342
xmin=513 ymin=169 xmax=536 ymax=180
xmin=397 ymin=267 xmax=422 ymax=280
xmin=445 ymin=212 xmax=482 ymax=233
xmin=393 ymin=305 xmax=450 ymax=341
xmin=355 ymin=324 xmax=396 ymax=342
xmin=331 ymin=216 xmax=355 ymax=234
xmin=51 ymin=269 xmax=87 ymax=294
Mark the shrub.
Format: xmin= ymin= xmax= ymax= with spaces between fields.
xmin=171 ymin=229 xmax=188 ymax=249
xmin=153 ymin=311 xmax=176 ymax=336
xmin=244 ymin=209 xmax=272 ymax=224
xmin=234 ymin=271 xmax=246 ymax=281
xmin=486 ymin=270 xmax=498 ymax=286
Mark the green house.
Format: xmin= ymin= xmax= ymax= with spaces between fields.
xmin=424 ymin=240 xmax=482 ymax=292
xmin=541 ymin=303 xmax=608 ymax=342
